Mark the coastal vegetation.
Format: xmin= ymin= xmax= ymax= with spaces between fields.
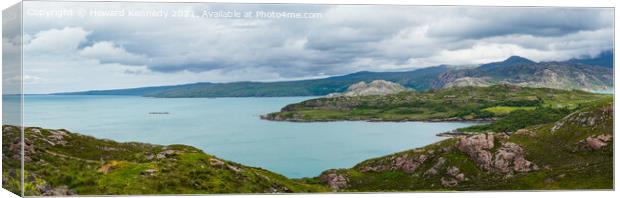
xmin=2 ymin=125 xmax=327 ymax=196
xmin=310 ymin=99 xmax=613 ymax=191
xmin=261 ymin=85 xmax=610 ymax=125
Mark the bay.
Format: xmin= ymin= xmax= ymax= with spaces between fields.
xmin=20 ymin=95 xmax=476 ymax=178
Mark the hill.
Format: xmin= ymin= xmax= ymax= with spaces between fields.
xmin=566 ymin=50 xmax=614 ymax=68
xmin=306 ymin=99 xmax=612 ymax=191
xmin=56 ymin=54 xmax=613 ymax=97
xmin=1 ymin=125 xmax=327 ymax=196
xmin=261 ymin=85 xmax=610 ymax=124
xmin=432 ymin=57 xmax=613 ymax=91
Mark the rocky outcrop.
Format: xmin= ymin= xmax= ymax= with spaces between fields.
xmin=493 ymin=142 xmax=539 ymax=174
xmin=444 ymin=77 xmax=492 ymax=88
xmin=514 ymin=129 xmax=536 ymax=137
xmin=441 ymin=166 xmax=467 ymax=187
xmin=457 ymin=133 xmax=495 ymax=171
xmin=424 ymin=157 xmax=446 ymax=176
xmin=319 ymin=171 xmax=349 ymax=191
xmin=457 ymin=133 xmax=538 ymax=174
xmin=359 ymin=152 xmax=429 ymax=173
xmin=582 ymin=134 xmax=613 ymax=150
xmin=327 ymin=80 xmax=407 ymax=97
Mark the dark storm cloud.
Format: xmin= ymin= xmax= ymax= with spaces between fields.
xmin=433 ymin=7 xmax=611 ymax=38
xmin=22 ymin=2 xmax=614 ymax=84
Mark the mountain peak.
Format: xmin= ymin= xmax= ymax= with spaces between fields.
xmin=478 ymin=55 xmax=535 ymax=70
xmin=503 ymin=56 xmax=535 ymax=64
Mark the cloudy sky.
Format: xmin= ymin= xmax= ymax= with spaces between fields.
xmin=6 ymin=1 xmax=614 ymax=93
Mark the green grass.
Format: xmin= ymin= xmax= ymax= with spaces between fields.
xmin=482 ymin=106 xmax=535 ymax=116
xmin=2 ymin=125 xmax=328 ymax=196
xmin=312 ymin=99 xmax=612 ymax=191
xmin=265 ymin=85 xmax=609 ymax=122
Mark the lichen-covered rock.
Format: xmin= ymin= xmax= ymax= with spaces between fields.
xmin=514 ymin=129 xmax=535 ymax=137
xmin=493 ymin=142 xmax=538 ymax=173
xmin=446 ymin=166 xmax=460 ymax=177
xmin=584 ymin=134 xmax=613 ymax=150
xmin=394 ymin=154 xmax=427 ymax=173
xmin=359 ymin=151 xmax=430 ymax=173
xmin=320 ymin=171 xmax=348 ymax=191
xmin=42 ymin=186 xmax=76 ymax=196
xmin=424 ymin=157 xmax=446 ymax=177
xmin=441 ymin=177 xmax=458 ymax=187
xmin=458 ymin=133 xmax=537 ymax=174
xmin=457 ymin=133 xmax=495 ymax=171
xmin=209 ymin=158 xmax=225 ymax=166
xmin=155 ymin=149 xmax=178 ymax=160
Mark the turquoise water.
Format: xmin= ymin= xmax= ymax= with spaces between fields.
xmin=18 ymin=95 xmax=475 ymax=178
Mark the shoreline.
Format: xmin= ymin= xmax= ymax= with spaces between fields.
xmin=260 ymin=114 xmax=497 ymax=124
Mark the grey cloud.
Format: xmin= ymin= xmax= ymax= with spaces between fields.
xmin=21 ymin=1 xmax=614 ymax=84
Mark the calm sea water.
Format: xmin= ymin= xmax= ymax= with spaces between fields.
xmin=15 ymin=95 xmax=475 ymax=178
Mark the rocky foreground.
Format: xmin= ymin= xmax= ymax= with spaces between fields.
xmin=312 ymin=100 xmax=612 ymax=191
xmin=1 ymin=125 xmax=327 ymax=196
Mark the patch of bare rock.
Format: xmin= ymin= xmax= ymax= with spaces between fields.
xmin=581 ymin=134 xmax=613 ymax=150
xmin=326 ymin=80 xmax=408 ymax=97
xmin=457 ymin=133 xmax=539 ymax=175
xmin=319 ymin=170 xmax=349 ymax=191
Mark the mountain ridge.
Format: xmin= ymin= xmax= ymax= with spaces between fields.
xmin=55 ymin=52 xmax=613 ymax=97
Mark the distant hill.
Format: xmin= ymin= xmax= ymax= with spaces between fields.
xmin=478 ymin=55 xmax=535 ymax=71
xmin=57 ymin=53 xmax=613 ymax=97
xmin=432 ymin=56 xmax=613 ymax=91
xmin=57 ymin=66 xmax=450 ymax=97
xmin=566 ymin=50 xmax=613 ymax=68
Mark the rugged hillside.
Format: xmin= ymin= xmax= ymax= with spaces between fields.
xmin=1 ymin=125 xmax=327 ymax=196
xmin=56 ymin=53 xmax=613 ymax=98
xmin=326 ymin=80 xmax=408 ymax=97
xmin=308 ymin=100 xmax=613 ymax=191
xmin=261 ymin=85 xmax=610 ymax=122
xmin=432 ymin=57 xmax=613 ymax=91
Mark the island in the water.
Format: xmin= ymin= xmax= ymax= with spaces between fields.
xmin=3 ymin=84 xmax=613 ymax=195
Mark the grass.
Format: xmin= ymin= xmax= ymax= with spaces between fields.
xmin=313 ymin=99 xmax=612 ymax=191
xmin=265 ymin=85 xmax=610 ymax=122
xmin=482 ymin=106 xmax=535 ymax=116
xmin=1 ymin=125 xmax=328 ymax=196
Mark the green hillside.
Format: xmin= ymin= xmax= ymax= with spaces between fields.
xmin=1 ymin=126 xmax=327 ymax=196
xmin=307 ymin=99 xmax=613 ymax=191
xmin=262 ymin=85 xmax=610 ymax=124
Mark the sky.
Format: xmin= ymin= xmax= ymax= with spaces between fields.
xmin=3 ymin=1 xmax=614 ymax=93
